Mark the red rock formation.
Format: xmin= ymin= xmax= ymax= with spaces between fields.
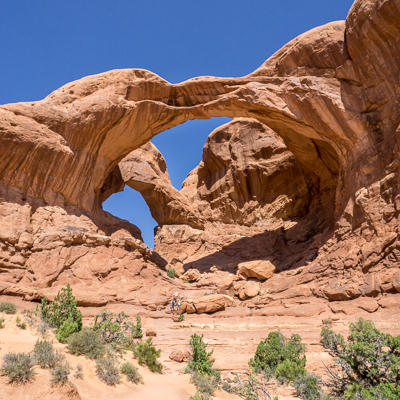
xmin=0 ymin=0 xmax=400 ymax=315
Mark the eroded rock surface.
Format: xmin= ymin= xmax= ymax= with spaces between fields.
xmin=0 ymin=0 xmax=400 ymax=314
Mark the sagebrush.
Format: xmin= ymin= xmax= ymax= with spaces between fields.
xmin=96 ymin=357 xmax=120 ymax=386
xmin=1 ymin=352 xmax=34 ymax=383
xmin=0 ymin=301 xmax=17 ymax=315
xmin=120 ymin=361 xmax=143 ymax=384
xmin=50 ymin=361 xmax=70 ymax=385
xmin=33 ymin=339 xmax=65 ymax=369
xmin=68 ymin=328 xmax=105 ymax=359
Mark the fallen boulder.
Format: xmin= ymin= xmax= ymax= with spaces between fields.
xmin=183 ymin=294 xmax=234 ymax=314
xmin=238 ymin=281 xmax=261 ymax=300
xmin=181 ymin=268 xmax=201 ymax=282
xmin=169 ymin=350 xmax=185 ymax=362
xmin=237 ymin=260 xmax=276 ymax=280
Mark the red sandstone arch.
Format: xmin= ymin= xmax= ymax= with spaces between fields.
xmin=1 ymin=0 xmax=400 ymax=225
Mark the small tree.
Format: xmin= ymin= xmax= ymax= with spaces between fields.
xmin=249 ymin=331 xmax=306 ymax=375
xmin=40 ymin=284 xmax=82 ymax=341
xmin=320 ymin=317 xmax=400 ymax=398
xmin=186 ymin=333 xmax=215 ymax=376
xmin=134 ymin=338 xmax=162 ymax=373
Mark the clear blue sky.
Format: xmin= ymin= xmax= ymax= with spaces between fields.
xmin=1 ymin=0 xmax=354 ymax=248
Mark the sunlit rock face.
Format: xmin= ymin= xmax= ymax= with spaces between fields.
xmin=1 ymin=0 xmax=400 ymax=311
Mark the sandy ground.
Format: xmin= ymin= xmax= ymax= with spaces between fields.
xmin=0 ymin=311 xmax=240 ymax=400
xmin=2 ymin=296 xmax=399 ymax=400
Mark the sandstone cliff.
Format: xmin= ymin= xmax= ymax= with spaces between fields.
xmin=0 ymin=0 xmax=400 ymax=315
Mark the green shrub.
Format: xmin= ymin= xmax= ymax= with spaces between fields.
xmin=134 ymin=337 xmax=162 ymax=373
xmin=249 ymin=331 xmax=306 ymax=373
xmin=40 ymin=284 xmax=82 ymax=337
xmin=33 ymin=339 xmax=64 ymax=369
xmin=92 ymin=310 xmax=143 ymax=351
xmin=120 ymin=361 xmax=143 ymax=384
xmin=1 ymin=352 xmax=34 ymax=383
xmin=50 ymin=361 xmax=70 ymax=385
xmin=68 ymin=328 xmax=105 ymax=359
xmin=294 ymin=373 xmax=322 ymax=400
xmin=0 ymin=301 xmax=17 ymax=314
xmin=132 ymin=316 xmax=143 ymax=339
xmin=0 ymin=313 xmax=4 ymax=329
xmin=167 ymin=266 xmax=177 ymax=279
xmin=186 ymin=333 xmax=214 ymax=376
xmin=368 ymin=383 xmax=400 ymax=400
xmin=56 ymin=317 xmax=80 ymax=343
xmin=190 ymin=371 xmax=217 ymax=396
xmin=275 ymin=359 xmax=306 ymax=384
xmin=320 ymin=317 xmax=400 ymax=398
xmin=320 ymin=325 xmax=344 ymax=354
xmin=96 ymin=357 xmax=120 ymax=386
xmin=178 ymin=313 xmax=185 ymax=322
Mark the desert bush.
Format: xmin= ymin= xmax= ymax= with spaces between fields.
xmin=275 ymin=359 xmax=306 ymax=384
xmin=294 ymin=373 xmax=322 ymax=400
xmin=0 ymin=301 xmax=17 ymax=314
xmin=0 ymin=313 xmax=4 ymax=329
xmin=33 ymin=339 xmax=64 ymax=369
xmin=96 ymin=357 xmax=120 ymax=386
xmin=178 ymin=313 xmax=185 ymax=322
xmin=190 ymin=371 xmax=217 ymax=396
xmin=320 ymin=325 xmax=344 ymax=354
xmin=249 ymin=331 xmax=306 ymax=374
xmin=134 ymin=337 xmax=162 ymax=373
xmin=56 ymin=317 xmax=80 ymax=343
xmin=68 ymin=328 xmax=105 ymax=359
xmin=92 ymin=310 xmax=143 ymax=351
xmin=74 ymin=363 xmax=83 ymax=379
xmin=50 ymin=361 xmax=70 ymax=385
xmin=320 ymin=317 xmax=400 ymax=398
xmin=120 ymin=361 xmax=143 ymax=384
xmin=167 ymin=266 xmax=177 ymax=279
xmin=40 ymin=284 xmax=82 ymax=341
xmin=186 ymin=333 xmax=215 ymax=376
xmin=1 ymin=352 xmax=34 ymax=383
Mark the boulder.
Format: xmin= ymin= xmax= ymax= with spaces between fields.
xmin=237 ymin=260 xmax=276 ymax=281
xmin=169 ymin=350 xmax=185 ymax=362
xmin=183 ymin=294 xmax=234 ymax=314
xmin=238 ymin=281 xmax=261 ymax=300
xmin=145 ymin=329 xmax=157 ymax=337
xmin=181 ymin=268 xmax=201 ymax=282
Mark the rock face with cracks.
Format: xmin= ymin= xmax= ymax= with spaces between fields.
xmin=1 ymin=0 xmax=400 ymax=315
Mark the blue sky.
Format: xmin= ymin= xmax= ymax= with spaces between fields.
xmin=1 ymin=0 xmax=354 ymax=247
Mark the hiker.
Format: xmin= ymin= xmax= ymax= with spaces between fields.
xmin=177 ymin=298 xmax=181 ymax=312
xmin=170 ymin=297 xmax=176 ymax=312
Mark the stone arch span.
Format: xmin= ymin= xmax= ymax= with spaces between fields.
xmin=2 ymin=2 xmax=398 ymax=227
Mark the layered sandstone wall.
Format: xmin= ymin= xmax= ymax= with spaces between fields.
xmin=0 ymin=0 xmax=400 ymax=312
